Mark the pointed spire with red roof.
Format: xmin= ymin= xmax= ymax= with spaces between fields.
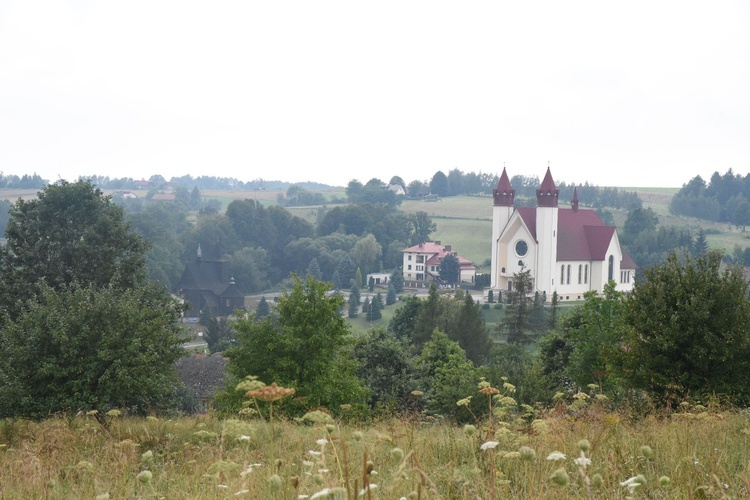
xmin=493 ymin=167 xmax=515 ymax=206
xmin=536 ymin=166 xmax=559 ymax=207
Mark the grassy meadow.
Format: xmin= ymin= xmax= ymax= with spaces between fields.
xmin=2 ymin=404 xmax=749 ymax=498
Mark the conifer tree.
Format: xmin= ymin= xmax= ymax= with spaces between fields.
xmin=386 ymin=284 xmax=397 ymax=305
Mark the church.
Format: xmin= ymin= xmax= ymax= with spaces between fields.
xmin=491 ymin=167 xmax=636 ymax=301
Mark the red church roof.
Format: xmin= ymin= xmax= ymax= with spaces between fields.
xmin=493 ymin=168 xmax=515 ymax=206
xmin=517 ymin=207 xmax=636 ymax=268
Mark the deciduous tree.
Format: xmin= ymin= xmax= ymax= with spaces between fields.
xmin=224 ymin=276 xmax=368 ymax=412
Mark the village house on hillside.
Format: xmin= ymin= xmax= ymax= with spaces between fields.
xmin=402 ymin=241 xmax=476 ymax=285
xmin=491 ymin=167 xmax=636 ymax=301
xmin=177 ymin=245 xmax=244 ymax=318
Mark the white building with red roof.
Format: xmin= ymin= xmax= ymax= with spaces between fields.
xmin=402 ymin=241 xmax=476 ymax=284
xmin=491 ymin=167 xmax=636 ymax=301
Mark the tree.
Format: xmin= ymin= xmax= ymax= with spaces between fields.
xmin=204 ymin=315 xmax=236 ymax=353
xmin=693 ymin=229 xmax=709 ymax=256
xmin=388 ymin=176 xmax=406 ymax=189
xmin=386 ymin=284 xmax=397 ymax=305
xmin=333 ymin=255 xmax=357 ymax=289
xmin=351 ymin=234 xmax=382 ymax=278
xmin=348 ymin=291 xmax=360 ymax=319
xmin=0 ymin=180 xmax=148 ymax=320
xmin=412 ymin=285 xmax=443 ymax=346
xmin=390 ymin=267 xmax=404 ymax=293
xmin=256 ymin=296 xmax=270 ymax=318
xmin=225 ymin=276 xmax=368 ymax=412
xmin=389 ymin=295 xmax=422 ymax=339
xmin=410 ymin=211 xmax=437 ymax=244
xmin=622 ymin=207 xmax=658 ymax=244
xmin=447 ymin=294 xmax=491 ymax=364
xmin=620 ymin=251 xmax=750 ymax=404
xmin=306 ymin=257 xmax=322 ymax=280
xmin=417 ymin=330 xmax=478 ymax=421
xmin=438 ymin=254 xmax=460 ymax=285
xmin=367 ymin=294 xmax=382 ymax=321
xmin=353 ymin=328 xmax=416 ymax=409
xmin=500 ymin=267 xmax=540 ymax=344
xmin=429 ymin=171 xmax=449 ymax=197
xmin=0 ymin=283 xmax=185 ymax=418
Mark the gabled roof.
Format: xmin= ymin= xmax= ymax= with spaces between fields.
xmin=178 ymin=259 xmax=233 ymax=296
xmin=402 ymin=242 xmax=475 ymax=269
xmin=517 ymin=207 xmax=631 ymax=262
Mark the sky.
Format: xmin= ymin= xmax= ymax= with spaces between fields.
xmin=1 ymin=1 xmax=750 ymax=189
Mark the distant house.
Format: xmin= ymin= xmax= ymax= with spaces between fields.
xmin=114 ymin=190 xmax=137 ymax=199
xmin=133 ymin=180 xmax=152 ymax=189
xmin=402 ymin=241 xmax=476 ymax=284
xmin=177 ymin=246 xmax=245 ymax=317
xmin=387 ymin=184 xmax=406 ymax=196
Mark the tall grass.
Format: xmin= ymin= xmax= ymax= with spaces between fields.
xmin=2 ymin=405 xmax=749 ymax=498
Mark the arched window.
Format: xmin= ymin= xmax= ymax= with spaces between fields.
xmin=608 ymin=255 xmax=614 ymax=281
xmin=578 ymin=265 xmax=582 ymax=284
xmin=561 ymin=265 xmax=565 ymax=284
xmin=566 ymin=264 xmax=571 ymax=284
xmin=584 ymin=265 xmax=588 ymax=284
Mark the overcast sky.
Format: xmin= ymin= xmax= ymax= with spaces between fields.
xmin=1 ymin=1 xmax=749 ymax=188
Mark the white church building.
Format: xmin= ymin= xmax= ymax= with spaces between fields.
xmin=491 ymin=167 xmax=636 ymax=301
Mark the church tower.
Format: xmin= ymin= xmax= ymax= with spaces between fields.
xmin=491 ymin=168 xmax=515 ymax=288
xmin=535 ymin=167 xmax=559 ymax=293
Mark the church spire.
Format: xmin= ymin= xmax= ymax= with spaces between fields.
xmin=572 ymin=186 xmax=579 ymax=212
xmin=536 ymin=167 xmax=559 ymax=207
xmin=493 ymin=167 xmax=515 ymax=206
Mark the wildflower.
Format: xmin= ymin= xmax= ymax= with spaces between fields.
xmin=235 ymin=375 xmax=265 ymax=393
xmin=358 ymin=484 xmax=378 ymax=497
xmin=531 ymin=419 xmax=549 ymax=434
xmin=574 ymin=456 xmax=591 ymax=467
xmin=463 ymin=424 xmax=476 ymax=436
xmin=578 ymin=439 xmax=591 ymax=452
xmin=237 ymin=435 xmax=252 ymax=442
xmin=137 ymin=470 xmax=153 ymax=484
xmin=519 ymin=446 xmax=536 ymax=462
xmin=546 ymin=452 xmax=566 ymax=461
xmin=391 ymin=447 xmax=405 ymax=463
xmin=141 ymin=450 xmax=154 ymax=464
xmin=497 ymin=396 xmax=517 ymax=406
xmin=480 ymin=440 xmax=500 ymax=451
xmin=591 ymin=473 xmax=604 ymax=488
xmin=316 ymin=438 xmax=328 ymax=446
xmin=659 ymin=476 xmax=671 ymax=487
xmin=410 ymin=390 xmax=424 ymax=397
xmin=479 ymin=386 xmax=500 ymax=396
xmin=620 ymin=474 xmax=646 ymax=493
xmin=310 ymin=489 xmax=331 ymax=499
xmin=456 ymin=396 xmax=472 ymax=407
xmin=146 ymin=416 xmax=159 ymax=422
xmin=352 ymin=431 xmax=363 ymax=442
xmin=269 ymin=474 xmax=284 ymax=492
xmin=308 ymin=450 xmax=322 ymax=457
xmin=503 ymin=451 xmax=520 ymax=459
xmin=106 ymin=409 xmax=122 ymax=417
xmin=76 ymin=461 xmax=94 ymax=472
xmin=246 ymin=383 xmax=296 ymax=402
xmin=639 ymin=445 xmax=654 ymax=460
xmin=503 ymin=382 xmax=516 ymax=393
xmin=300 ymin=410 xmax=335 ymax=425
xmin=550 ymin=467 xmax=569 ymax=487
